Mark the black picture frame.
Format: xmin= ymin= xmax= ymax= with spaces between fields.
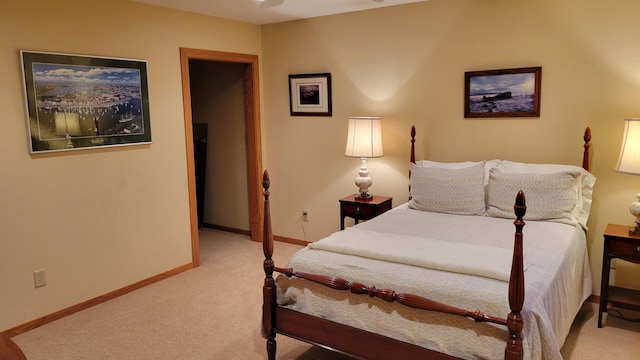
xmin=288 ymin=73 xmax=332 ymax=116
xmin=464 ymin=67 xmax=541 ymax=118
xmin=20 ymin=50 xmax=152 ymax=153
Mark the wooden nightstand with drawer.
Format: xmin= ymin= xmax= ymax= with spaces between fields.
xmin=598 ymin=223 xmax=640 ymax=328
xmin=339 ymin=194 xmax=392 ymax=230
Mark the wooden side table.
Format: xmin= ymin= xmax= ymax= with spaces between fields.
xmin=339 ymin=194 xmax=392 ymax=230
xmin=598 ymin=223 xmax=640 ymax=327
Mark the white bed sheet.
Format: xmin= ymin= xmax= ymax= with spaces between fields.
xmin=275 ymin=205 xmax=592 ymax=360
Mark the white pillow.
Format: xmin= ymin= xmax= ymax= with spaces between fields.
xmin=495 ymin=161 xmax=595 ymax=228
xmin=415 ymin=159 xmax=500 ymax=185
xmin=409 ymin=162 xmax=486 ymax=215
xmin=487 ymin=168 xmax=581 ymax=226
xmin=415 ymin=160 xmax=482 ymax=169
xmin=496 ymin=161 xmax=590 ymax=177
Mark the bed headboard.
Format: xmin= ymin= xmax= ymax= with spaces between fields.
xmin=409 ymin=126 xmax=592 ymax=174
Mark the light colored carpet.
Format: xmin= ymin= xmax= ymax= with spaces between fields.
xmin=12 ymin=229 xmax=640 ymax=359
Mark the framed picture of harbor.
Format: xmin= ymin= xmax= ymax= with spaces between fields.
xmin=20 ymin=51 xmax=152 ymax=153
xmin=464 ymin=67 xmax=541 ymax=118
xmin=288 ymin=73 xmax=332 ymax=116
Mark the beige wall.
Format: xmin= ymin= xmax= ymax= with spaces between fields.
xmin=3 ymin=0 xmax=640 ymax=334
xmin=261 ymin=0 xmax=640 ymax=294
xmin=189 ymin=61 xmax=250 ymax=230
xmin=0 ymin=0 xmax=261 ymax=331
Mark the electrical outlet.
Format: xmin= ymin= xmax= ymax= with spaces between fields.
xmin=302 ymin=209 xmax=309 ymax=221
xmin=34 ymin=269 xmax=46 ymax=288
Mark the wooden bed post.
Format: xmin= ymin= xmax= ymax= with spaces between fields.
xmin=409 ymin=125 xmax=416 ymax=199
xmin=261 ymin=170 xmax=277 ymax=360
xmin=505 ymin=190 xmax=526 ymax=360
xmin=583 ymin=127 xmax=591 ymax=172
xmin=410 ymin=125 xmax=416 ymax=165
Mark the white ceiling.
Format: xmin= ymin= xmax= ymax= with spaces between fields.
xmin=131 ymin=0 xmax=429 ymax=25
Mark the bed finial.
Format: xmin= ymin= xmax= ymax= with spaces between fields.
xmin=262 ymin=170 xmax=271 ymax=198
xmin=514 ymin=190 xmax=526 ymax=221
xmin=583 ymin=127 xmax=591 ymax=172
xmin=410 ymin=126 xmax=416 ymax=164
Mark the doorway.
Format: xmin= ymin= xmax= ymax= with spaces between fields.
xmin=179 ymin=48 xmax=263 ymax=267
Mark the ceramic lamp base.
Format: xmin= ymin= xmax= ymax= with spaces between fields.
xmin=629 ymin=193 xmax=640 ymax=236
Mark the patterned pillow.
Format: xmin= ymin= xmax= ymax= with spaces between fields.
xmin=495 ymin=161 xmax=595 ymax=228
xmin=487 ymin=168 xmax=581 ymax=225
xmin=409 ymin=162 xmax=486 ymax=215
xmin=415 ymin=159 xmax=500 ymax=185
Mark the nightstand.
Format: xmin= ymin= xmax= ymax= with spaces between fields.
xmin=598 ymin=223 xmax=640 ymax=328
xmin=339 ymin=194 xmax=392 ymax=230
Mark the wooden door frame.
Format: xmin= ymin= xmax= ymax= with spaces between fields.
xmin=179 ymin=48 xmax=263 ymax=267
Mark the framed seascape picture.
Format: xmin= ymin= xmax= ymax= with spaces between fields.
xmin=288 ymin=73 xmax=332 ymax=116
xmin=464 ymin=67 xmax=541 ymax=118
xmin=20 ymin=51 xmax=152 ymax=153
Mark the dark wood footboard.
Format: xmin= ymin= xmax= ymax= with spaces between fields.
xmin=261 ymin=170 xmax=526 ymax=359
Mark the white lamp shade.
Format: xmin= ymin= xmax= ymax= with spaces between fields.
xmin=345 ymin=117 xmax=383 ymax=158
xmin=615 ymin=118 xmax=640 ymax=175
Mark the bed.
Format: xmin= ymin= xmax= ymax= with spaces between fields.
xmin=261 ymin=126 xmax=594 ymax=360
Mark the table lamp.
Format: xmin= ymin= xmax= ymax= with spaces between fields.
xmin=615 ymin=118 xmax=640 ymax=235
xmin=344 ymin=116 xmax=383 ymax=200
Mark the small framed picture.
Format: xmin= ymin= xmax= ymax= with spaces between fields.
xmin=464 ymin=67 xmax=541 ymax=118
xmin=288 ymin=73 xmax=332 ymax=116
xmin=20 ymin=50 xmax=152 ymax=153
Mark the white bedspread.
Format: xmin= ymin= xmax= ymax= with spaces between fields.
xmin=309 ymin=227 xmax=517 ymax=282
xmin=276 ymin=205 xmax=592 ymax=360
